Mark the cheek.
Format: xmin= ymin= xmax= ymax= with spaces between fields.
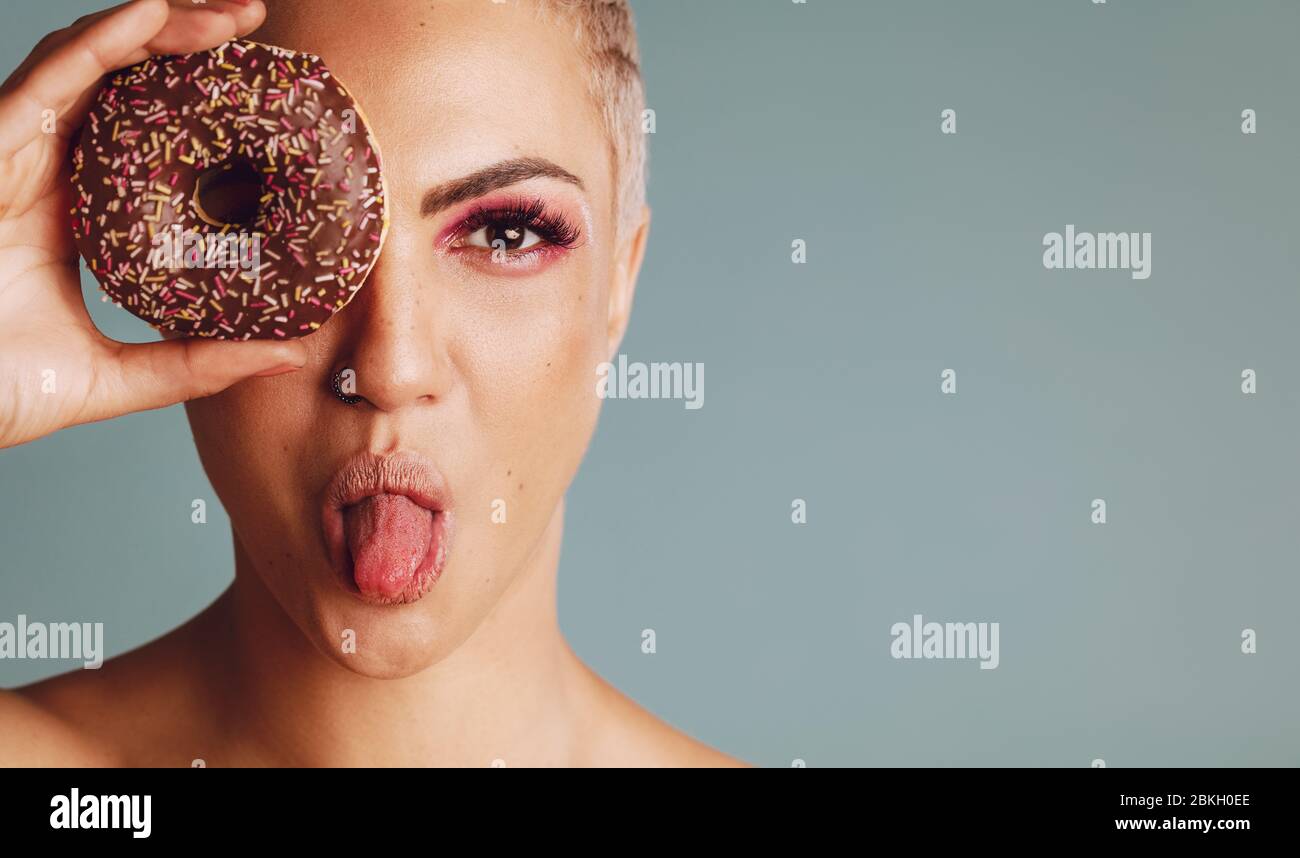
xmin=185 ymin=377 xmax=320 ymax=545
xmin=456 ymin=263 xmax=606 ymax=488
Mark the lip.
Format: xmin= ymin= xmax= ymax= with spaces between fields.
xmin=321 ymin=451 xmax=454 ymax=605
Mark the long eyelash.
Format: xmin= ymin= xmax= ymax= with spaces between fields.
xmin=458 ymin=198 xmax=582 ymax=249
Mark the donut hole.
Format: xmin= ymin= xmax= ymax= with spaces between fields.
xmin=193 ymin=160 xmax=263 ymax=229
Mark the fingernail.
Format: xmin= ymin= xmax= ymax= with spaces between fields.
xmin=253 ymin=363 xmax=302 ymax=377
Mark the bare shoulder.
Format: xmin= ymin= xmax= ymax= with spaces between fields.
xmin=1 ymin=627 xmax=200 ymax=767
xmin=0 ymin=679 xmax=121 ymax=766
xmin=571 ymin=659 xmax=750 ymax=768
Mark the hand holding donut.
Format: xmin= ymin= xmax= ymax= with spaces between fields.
xmin=0 ymin=0 xmax=307 ymax=451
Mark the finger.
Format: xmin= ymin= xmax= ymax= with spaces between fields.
xmin=56 ymin=1 xmax=268 ymax=136
xmin=0 ymin=0 xmax=267 ymax=158
xmin=2 ymin=3 xmax=135 ymax=83
xmin=8 ymin=0 xmax=264 ymax=80
xmin=164 ymin=0 xmax=266 ymax=39
xmin=147 ymin=0 xmax=266 ymax=56
xmin=0 ymin=0 xmax=170 ymax=158
xmin=102 ymin=335 xmax=309 ymax=417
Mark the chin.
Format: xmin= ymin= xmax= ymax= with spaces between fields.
xmin=298 ymin=590 xmax=463 ymax=679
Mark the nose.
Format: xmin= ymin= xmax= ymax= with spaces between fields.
xmin=338 ymin=239 xmax=453 ymax=412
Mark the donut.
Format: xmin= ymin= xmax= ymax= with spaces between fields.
xmin=69 ymin=39 xmax=388 ymax=340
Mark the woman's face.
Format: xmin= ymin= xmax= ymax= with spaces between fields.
xmin=183 ymin=0 xmax=644 ymax=677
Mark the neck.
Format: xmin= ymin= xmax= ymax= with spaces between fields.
xmin=198 ymin=502 xmax=587 ymax=766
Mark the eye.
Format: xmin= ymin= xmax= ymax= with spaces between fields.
xmin=445 ymin=198 xmax=583 ymax=265
xmin=464 ymin=221 xmax=546 ymax=252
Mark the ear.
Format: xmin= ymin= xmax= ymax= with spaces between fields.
xmin=605 ymin=205 xmax=650 ymax=360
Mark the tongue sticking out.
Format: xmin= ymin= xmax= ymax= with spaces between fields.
xmin=342 ymin=494 xmax=435 ymax=601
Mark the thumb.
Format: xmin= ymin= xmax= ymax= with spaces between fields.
xmin=0 ymin=0 xmax=171 ymax=159
xmin=106 ymin=335 xmax=309 ymax=415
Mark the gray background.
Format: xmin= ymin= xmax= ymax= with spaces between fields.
xmin=2 ymin=0 xmax=1297 ymax=766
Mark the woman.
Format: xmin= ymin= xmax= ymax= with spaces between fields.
xmin=0 ymin=0 xmax=739 ymax=766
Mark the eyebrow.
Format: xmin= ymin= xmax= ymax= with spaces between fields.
xmin=419 ymin=157 xmax=585 ymax=217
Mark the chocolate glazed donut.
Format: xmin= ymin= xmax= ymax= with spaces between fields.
xmin=69 ymin=39 xmax=388 ymax=340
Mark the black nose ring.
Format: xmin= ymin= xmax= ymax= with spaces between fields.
xmin=330 ymin=367 xmax=363 ymax=405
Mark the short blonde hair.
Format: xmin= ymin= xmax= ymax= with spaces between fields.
xmin=261 ymin=0 xmax=648 ymax=235
xmin=537 ymin=0 xmax=647 ymax=236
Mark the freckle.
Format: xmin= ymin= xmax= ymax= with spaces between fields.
xmin=517 ymin=482 xmax=523 ymax=490
xmin=507 ymin=469 xmax=512 ymax=476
